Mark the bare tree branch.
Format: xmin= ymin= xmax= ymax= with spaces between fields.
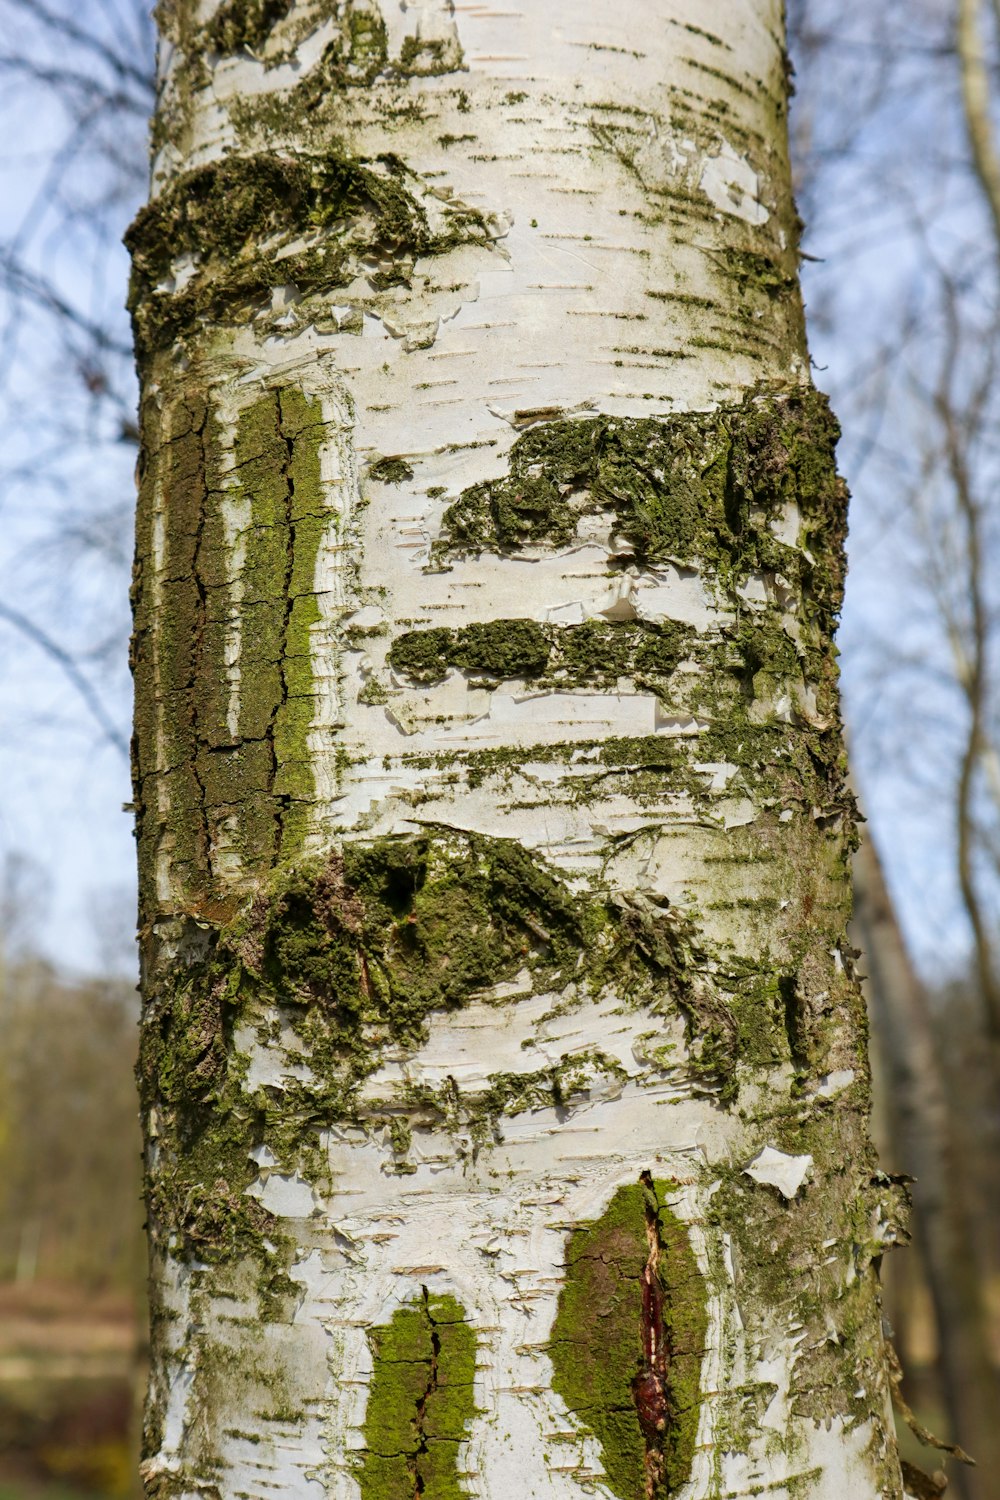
xmin=4 ymin=0 xmax=154 ymax=98
xmin=0 ymin=601 xmax=127 ymax=758
xmin=0 ymin=250 xmax=133 ymax=360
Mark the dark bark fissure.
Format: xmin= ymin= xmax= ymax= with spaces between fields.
xmin=188 ymin=399 xmax=215 ymax=882
xmin=410 ymin=1285 xmax=442 ymax=1498
xmin=633 ymin=1171 xmax=674 ymax=1498
xmin=271 ymin=389 xmax=299 ymax=863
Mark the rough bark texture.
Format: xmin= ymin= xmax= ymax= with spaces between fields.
xmin=128 ymin=3 xmax=906 ymax=1497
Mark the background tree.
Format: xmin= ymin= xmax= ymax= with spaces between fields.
xmin=790 ymin=3 xmax=1000 ymax=1494
xmin=0 ymin=871 xmax=144 ymax=1499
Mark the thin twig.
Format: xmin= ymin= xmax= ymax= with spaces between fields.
xmin=0 ymin=601 xmax=127 ymax=758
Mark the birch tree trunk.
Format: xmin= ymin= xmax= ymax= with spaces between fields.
xmin=127 ymin=4 xmax=907 ymax=1497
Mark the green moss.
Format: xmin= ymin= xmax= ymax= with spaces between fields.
xmin=275 ymin=387 xmax=327 ymax=843
xmin=126 ymin=150 xmax=494 ymax=357
xmin=369 ymin=455 xmax=415 ymax=484
xmin=434 ymin=386 xmax=845 ymax=626
xmin=208 ymin=389 xmax=321 ymax=856
xmin=715 ymin=247 xmax=796 ymax=301
xmin=137 ymin=923 xmax=280 ymax=1264
xmin=134 ymin=391 xmax=215 ymax=900
xmin=358 ymin=1290 xmax=477 ymax=1500
xmin=708 ymin=1109 xmax=907 ymax=1436
xmin=138 ymin=829 xmax=741 ymax=1257
xmin=723 ymin=967 xmax=794 ymax=1071
xmin=389 ymin=618 xmax=550 ymax=682
xmin=400 ymin=390 xmax=845 ymax=750
xmin=260 ymin=832 xmax=593 ymax=1051
xmin=388 ymin=618 xmax=691 ymax=698
xmin=224 ymin=4 xmax=390 ymax=132
xmin=408 ymin=1048 xmax=631 ymax=1151
xmin=253 ymin=832 xmax=731 ymax=1109
xmin=549 ymin=1178 xmax=708 ymax=1498
xmin=135 ymin=829 xmax=604 ymax=1246
xmin=130 ymin=382 xmax=331 ymax=929
xmin=397 ymin=33 xmax=463 ymax=77
xmin=396 ymin=734 xmax=688 ymax=796
xmin=610 ymin=898 xmax=739 ymax=1097
xmin=288 ymin=2 xmax=389 ymax=98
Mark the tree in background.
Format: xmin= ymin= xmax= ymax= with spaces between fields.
xmin=127 ymin=3 xmax=904 ymax=1497
xmin=0 ymin=930 xmax=144 ymax=1499
xmin=790 ymin=0 xmax=1000 ymax=1017
xmin=791 ymin=3 xmax=1000 ymax=1493
xmin=0 ymin=0 xmax=150 ymax=970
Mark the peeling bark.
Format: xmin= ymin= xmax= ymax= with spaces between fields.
xmin=129 ymin=3 xmax=905 ymax=1497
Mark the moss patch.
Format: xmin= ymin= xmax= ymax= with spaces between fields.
xmin=127 ymin=150 xmax=494 ymax=357
xmin=389 ymin=618 xmax=550 ymax=682
xmin=138 ymin=830 xmax=598 ymax=1255
xmin=329 ymin=2 xmax=390 ymax=84
xmin=131 ymin=388 xmax=216 ymax=906
xmin=434 ymin=385 xmax=845 ymax=628
xmin=713 ymin=246 xmax=797 ymax=300
xmin=397 ymin=33 xmax=463 ymax=77
xmin=249 ymin=833 xmax=733 ymax=1121
xmin=261 ymin=832 xmax=591 ymax=1043
xmin=197 ymin=0 xmax=391 ymax=82
xmin=137 ymin=924 xmax=279 ymax=1266
xmin=131 ymin=384 xmax=328 ymax=920
xmin=549 ymin=1177 xmax=708 ymax=1498
xmin=201 ymin=0 xmax=293 ymax=55
xmin=708 ymin=1108 xmax=908 ymax=1437
xmin=388 ymin=618 xmax=691 ymax=698
xmin=233 ymin=386 xmax=327 ymax=856
xmin=358 ymin=1290 xmax=477 ymax=1500
xmin=368 ymin=455 xmax=415 ymax=485
xmin=137 ymin=831 xmax=739 ymax=1257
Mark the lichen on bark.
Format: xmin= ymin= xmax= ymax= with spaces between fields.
xmin=707 ymin=1113 xmax=909 ymax=1442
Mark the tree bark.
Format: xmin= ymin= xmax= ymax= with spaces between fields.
xmin=128 ymin=3 xmax=905 ymax=1496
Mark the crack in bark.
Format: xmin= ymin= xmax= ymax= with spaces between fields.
xmin=633 ymin=1171 xmax=674 ymax=1499
xmin=271 ymin=389 xmax=299 ymax=864
xmin=358 ymin=1287 xmax=476 ymax=1499
xmin=549 ymin=1176 xmax=708 ymax=1498
xmin=410 ymin=1285 xmax=441 ymax=1498
xmin=187 ymin=397 xmax=215 ymax=885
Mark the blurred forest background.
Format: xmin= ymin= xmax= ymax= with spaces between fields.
xmin=0 ymin=0 xmax=999 ymax=1497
